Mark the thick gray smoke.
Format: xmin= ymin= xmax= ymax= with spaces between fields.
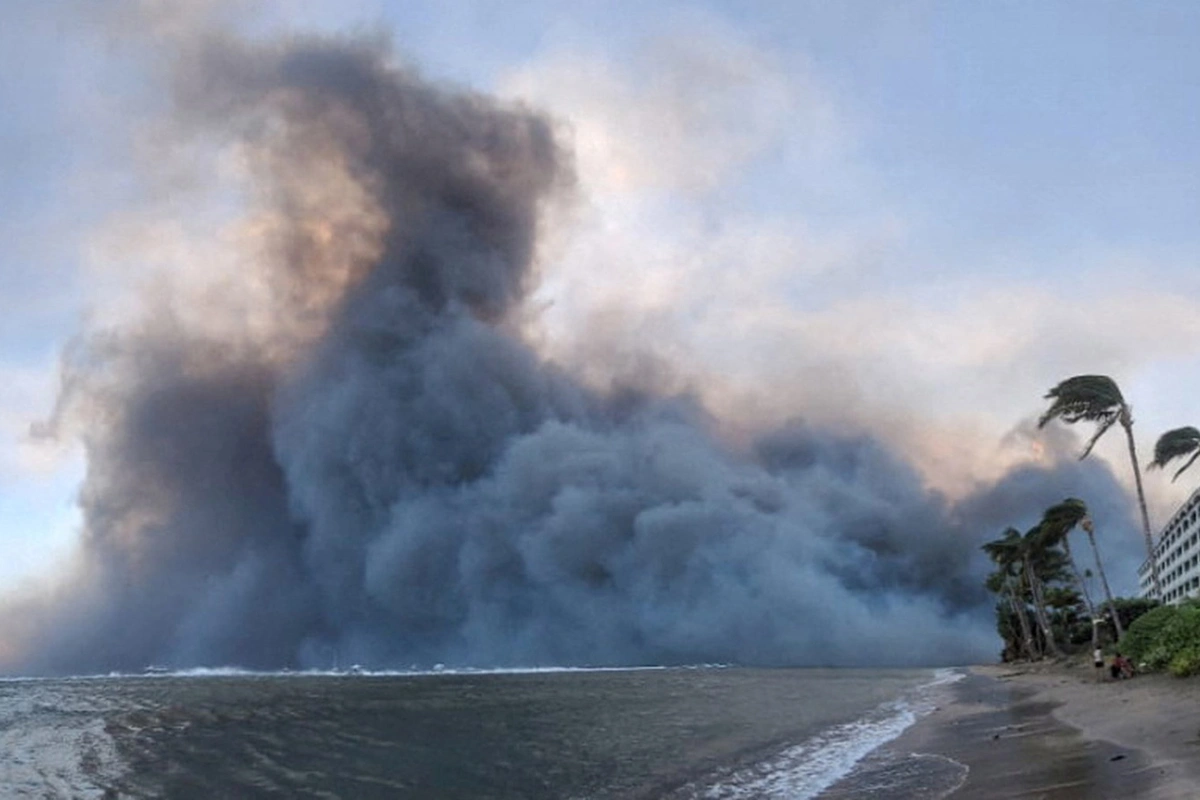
xmin=5 ymin=32 xmax=1147 ymax=675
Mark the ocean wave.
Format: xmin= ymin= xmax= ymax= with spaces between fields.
xmin=0 ymin=683 xmax=127 ymax=799
xmin=687 ymin=668 xmax=964 ymax=800
xmin=10 ymin=662 xmax=731 ymax=681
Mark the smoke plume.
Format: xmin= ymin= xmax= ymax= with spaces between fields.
xmin=3 ymin=28 xmax=1145 ymax=674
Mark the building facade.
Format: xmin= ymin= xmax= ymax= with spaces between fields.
xmin=1139 ymin=486 xmax=1200 ymax=603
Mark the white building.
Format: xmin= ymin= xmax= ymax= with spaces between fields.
xmin=1139 ymin=486 xmax=1200 ymax=603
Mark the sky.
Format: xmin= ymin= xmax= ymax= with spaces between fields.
xmin=0 ymin=1 xmax=1199 ymax=669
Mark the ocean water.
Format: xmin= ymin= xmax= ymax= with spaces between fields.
xmin=0 ymin=665 xmax=963 ymax=799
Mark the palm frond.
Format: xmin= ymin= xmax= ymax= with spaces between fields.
xmin=1149 ymin=426 xmax=1200 ymax=481
xmin=1174 ymin=451 xmax=1200 ymax=482
xmin=1031 ymin=547 xmax=1071 ymax=581
xmin=1038 ymin=375 xmax=1129 ymax=459
xmin=982 ymin=527 xmax=1023 ymax=564
xmin=1040 ymin=498 xmax=1088 ymax=543
xmin=985 ymin=571 xmax=1008 ymax=594
xmin=1038 ymin=375 xmax=1125 ymax=429
xmin=1043 ymin=585 xmax=1081 ymax=609
xmin=1023 ymin=524 xmax=1044 ymax=550
xmin=1077 ymin=412 xmax=1119 ymax=459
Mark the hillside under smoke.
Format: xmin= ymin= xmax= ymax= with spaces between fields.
xmin=2 ymin=30 xmax=1145 ymax=675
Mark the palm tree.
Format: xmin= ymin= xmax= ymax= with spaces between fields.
xmin=993 ymin=522 xmax=1060 ymax=662
xmin=1041 ymin=498 xmax=1124 ymax=642
xmin=1149 ymin=426 xmax=1200 ymax=482
xmin=1040 ymin=499 xmax=1098 ymax=644
xmin=1022 ymin=525 xmax=1065 ymax=657
xmin=1039 ymin=375 xmax=1161 ymax=599
xmin=1080 ymin=516 xmax=1125 ymax=641
xmin=986 ymin=570 xmax=1026 ymax=660
xmin=983 ymin=531 xmax=1038 ymax=660
xmin=1042 ymin=584 xmax=1084 ymax=641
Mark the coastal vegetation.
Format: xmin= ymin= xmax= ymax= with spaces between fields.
xmin=1121 ymin=602 xmax=1200 ymax=677
xmin=1041 ymin=498 xmax=1124 ymax=642
xmin=1148 ymin=426 xmax=1200 ymax=482
xmin=984 ymin=374 xmax=1200 ymax=669
xmin=982 ymin=495 xmax=1164 ymax=661
xmin=1038 ymin=375 xmax=1161 ymax=598
xmin=982 ymin=499 xmax=1120 ymax=661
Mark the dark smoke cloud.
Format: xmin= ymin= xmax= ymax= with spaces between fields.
xmin=3 ymin=29 xmax=1146 ymax=674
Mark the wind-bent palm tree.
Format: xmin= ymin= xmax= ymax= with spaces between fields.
xmin=986 ymin=570 xmax=1030 ymax=660
xmin=1149 ymin=426 xmax=1200 ymax=482
xmin=1042 ymin=584 xmax=1084 ymax=638
xmin=983 ymin=530 xmax=1038 ymax=660
xmin=1080 ymin=516 xmax=1124 ymax=640
xmin=1026 ymin=525 xmax=1069 ymax=657
xmin=1040 ymin=499 xmax=1098 ymax=641
xmin=1041 ymin=498 xmax=1123 ymax=642
xmin=1039 ymin=375 xmax=1161 ymax=599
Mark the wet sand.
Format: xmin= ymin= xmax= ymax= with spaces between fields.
xmin=966 ymin=663 xmax=1200 ymax=797
xmin=824 ymin=663 xmax=1200 ymax=799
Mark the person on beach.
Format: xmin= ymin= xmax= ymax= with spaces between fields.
xmin=1094 ymin=647 xmax=1104 ymax=681
xmin=1112 ymin=652 xmax=1134 ymax=679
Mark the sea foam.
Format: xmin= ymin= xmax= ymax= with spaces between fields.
xmin=0 ymin=682 xmax=127 ymax=799
xmin=692 ymin=668 xmax=964 ymax=800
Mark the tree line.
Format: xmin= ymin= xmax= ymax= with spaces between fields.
xmin=984 ymin=374 xmax=1200 ymax=661
xmin=982 ymin=497 xmax=1147 ymax=659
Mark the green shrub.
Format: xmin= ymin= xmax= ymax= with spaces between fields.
xmin=1113 ymin=596 xmax=1161 ymax=631
xmin=1160 ymin=606 xmax=1200 ymax=654
xmin=1122 ymin=605 xmax=1180 ymax=665
xmin=1169 ymin=645 xmax=1200 ymax=678
xmin=1143 ymin=643 xmax=1173 ymax=671
xmin=1122 ymin=605 xmax=1200 ymax=676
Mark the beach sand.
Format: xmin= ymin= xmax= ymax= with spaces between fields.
xmin=822 ymin=661 xmax=1200 ymax=799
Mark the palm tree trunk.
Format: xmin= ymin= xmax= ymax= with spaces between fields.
xmin=1085 ymin=525 xmax=1126 ymax=641
xmin=1008 ymin=573 xmax=1037 ymax=659
xmin=1122 ymin=414 xmax=1161 ymax=599
xmin=1025 ymin=561 xmax=1061 ymax=657
xmin=996 ymin=589 xmax=1020 ymax=659
xmin=1060 ymin=535 xmax=1098 ymax=649
xmin=1061 ymin=535 xmax=1096 ymax=617
xmin=1003 ymin=593 xmax=1025 ymax=659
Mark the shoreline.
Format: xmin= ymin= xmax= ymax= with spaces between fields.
xmin=820 ymin=661 xmax=1200 ymax=799
xmin=968 ymin=662 xmax=1200 ymax=793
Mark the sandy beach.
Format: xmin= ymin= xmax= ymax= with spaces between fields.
xmin=821 ymin=661 xmax=1200 ymax=799
xmin=971 ymin=662 xmax=1200 ymax=794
